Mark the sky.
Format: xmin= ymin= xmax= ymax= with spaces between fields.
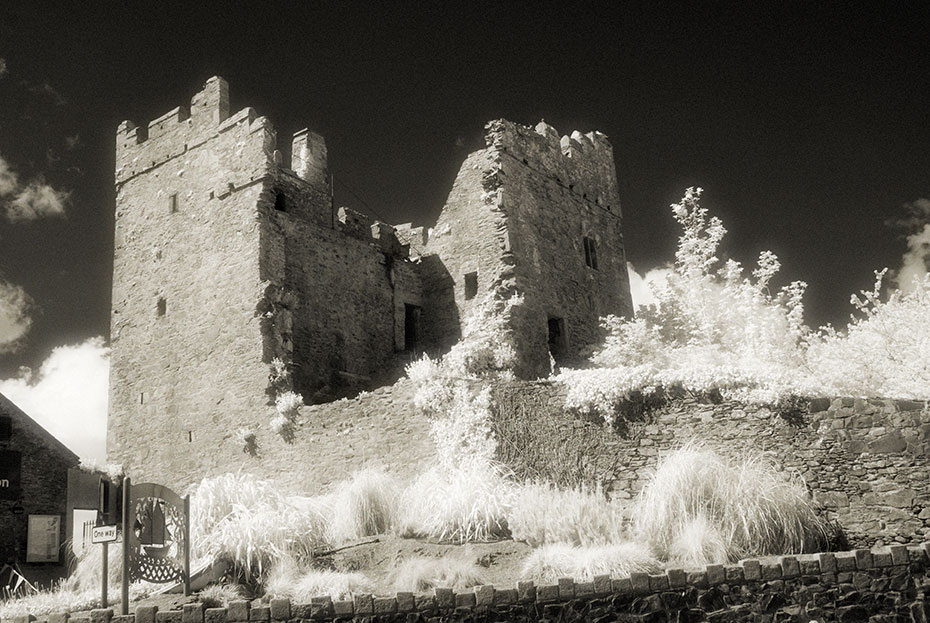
xmin=1 ymin=2 xmax=929 ymax=461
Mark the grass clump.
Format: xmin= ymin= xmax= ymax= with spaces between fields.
xmin=327 ymin=469 xmax=400 ymax=544
xmin=396 ymin=460 xmax=515 ymax=543
xmin=521 ymin=542 xmax=660 ymax=582
xmin=263 ymin=557 xmax=373 ymax=602
xmin=507 ymin=482 xmax=625 ymax=546
xmin=632 ymin=441 xmax=828 ymax=563
xmin=390 ymin=556 xmax=488 ymax=592
xmin=197 ymin=583 xmax=245 ymax=608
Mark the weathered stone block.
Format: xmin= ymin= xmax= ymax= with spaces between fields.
xmin=353 ymin=594 xmax=374 ymax=615
xmin=135 ymin=607 xmax=159 ymax=623
xmin=779 ymin=556 xmax=800 ymax=578
xmin=853 ymin=549 xmax=873 ymax=569
xmin=575 ymin=582 xmax=595 ymax=598
xmin=593 ymin=574 xmax=611 ymax=596
xmin=372 ymin=597 xmax=397 ymax=614
xmin=48 ymin=614 xmax=70 ymax=623
xmin=835 ymin=552 xmax=857 ymax=572
xmin=818 ymin=553 xmax=837 ymax=573
xmin=203 ymin=609 xmax=226 ymax=623
xmin=741 ymin=559 xmax=762 ymax=580
xmin=536 ymin=584 xmax=559 ymax=603
xmin=309 ymin=597 xmax=333 ymax=620
xmin=472 ymin=586 xmax=494 ymax=608
xmin=889 ymin=545 xmax=909 ymax=566
xmin=332 ymin=601 xmax=353 ymax=617
xmin=90 ymin=610 xmax=114 ymax=623
xmin=454 ymin=592 xmax=475 ymax=608
xmin=182 ymin=603 xmax=205 ymax=623
xmin=760 ymin=562 xmax=782 ymax=580
xmin=706 ymin=564 xmax=725 ymax=585
xmin=155 ymin=612 xmax=182 ymax=623
xmin=246 ymin=607 xmax=268 ymax=623
xmin=517 ymin=581 xmax=536 ymax=602
xmin=724 ymin=565 xmax=744 ymax=582
xmin=667 ymin=568 xmax=688 ymax=588
xmin=611 ymin=577 xmax=633 ymax=596
xmin=557 ymin=577 xmax=575 ymax=599
xmin=494 ymin=588 xmax=517 ymax=605
xmin=413 ymin=595 xmax=435 ymax=612
xmin=112 ymin=616 xmax=134 ymax=623
xmin=395 ymin=592 xmax=415 ymax=613
xmin=800 ymin=558 xmax=821 ymax=575
xmin=630 ymin=572 xmax=651 ymax=593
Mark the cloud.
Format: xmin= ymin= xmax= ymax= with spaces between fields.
xmin=889 ymin=198 xmax=930 ymax=292
xmin=0 ymin=155 xmax=18 ymax=196
xmin=0 ymin=280 xmax=33 ymax=352
xmin=0 ymin=338 xmax=109 ymax=462
xmin=627 ymin=262 xmax=672 ymax=311
xmin=0 ymin=153 xmax=69 ymax=222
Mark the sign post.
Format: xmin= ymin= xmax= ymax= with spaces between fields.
xmin=121 ymin=477 xmax=131 ymax=616
xmin=92 ymin=524 xmax=119 ymax=608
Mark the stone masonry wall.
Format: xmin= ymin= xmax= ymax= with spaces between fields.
xmin=493 ymin=382 xmax=930 ymax=548
xmin=108 ymin=78 xmax=275 ymax=488
xmin=17 ymin=543 xmax=930 ymax=623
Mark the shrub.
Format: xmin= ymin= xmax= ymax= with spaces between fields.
xmin=391 ymin=556 xmax=488 ymax=592
xmin=632 ymin=442 xmax=827 ymax=562
xmin=666 ymin=514 xmax=730 ymax=567
xmin=507 ymin=482 xmax=625 ymax=546
xmin=520 ymin=542 xmax=660 ymax=582
xmin=327 ymin=468 xmax=400 ymax=543
xmin=198 ymin=583 xmax=245 ymax=608
xmin=396 ymin=459 xmax=515 ymax=543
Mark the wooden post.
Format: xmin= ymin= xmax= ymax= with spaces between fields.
xmin=183 ymin=494 xmax=191 ymax=596
xmin=101 ymin=540 xmax=108 ymax=608
xmin=121 ymin=477 xmax=131 ymax=615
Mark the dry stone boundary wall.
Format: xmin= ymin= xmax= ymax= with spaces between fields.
xmin=493 ymin=382 xmax=930 ymax=548
xmin=13 ymin=543 xmax=930 ymax=623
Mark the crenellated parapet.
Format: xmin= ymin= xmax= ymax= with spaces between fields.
xmin=486 ymin=119 xmax=621 ymax=217
xmin=115 ymin=77 xmax=330 ymax=194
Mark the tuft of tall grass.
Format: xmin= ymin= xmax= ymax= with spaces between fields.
xmin=327 ymin=469 xmax=400 ymax=544
xmin=521 ymin=542 xmax=660 ymax=582
xmin=190 ymin=473 xmax=329 ymax=581
xmin=666 ymin=514 xmax=729 ymax=567
xmin=263 ymin=556 xmax=373 ymax=601
xmin=632 ymin=441 xmax=828 ymax=562
xmin=391 ymin=556 xmax=488 ymax=593
xmin=396 ymin=459 xmax=514 ymax=543
xmin=198 ymin=583 xmax=245 ymax=608
xmin=507 ymin=482 xmax=625 ymax=546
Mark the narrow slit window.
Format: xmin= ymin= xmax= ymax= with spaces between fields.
xmin=168 ymin=192 xmax=178 ymax=213
xmin=274 ymin=192 xmax=287 ymax=212
xmin=464 ymin=271 xmax=478 ymax=300
xmin=583 ymin=236 xmax=598 ymax=270
xmin=157 ymin=298 xmax=167 ymax=317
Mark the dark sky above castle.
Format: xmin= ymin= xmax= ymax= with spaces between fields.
xmin=2 ymin=1 xmax=930 ymax=380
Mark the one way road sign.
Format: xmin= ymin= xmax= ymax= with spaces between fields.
xmin=92 ymin=525 xmax=118 ymax=544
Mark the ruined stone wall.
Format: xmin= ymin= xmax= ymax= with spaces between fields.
xmin=491 ymin=121 xmax=633 ymax=375
xmin=0 ymin=394 xmax=77 ymax=587
xmin=108 ymin=77 xmax=276 ymax=487
xmin=424 ymin=121 xmax=633 ymax=378
xmin=493 ymin=382 xmax=930 ymax=547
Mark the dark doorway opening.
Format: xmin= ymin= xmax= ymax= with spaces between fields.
xmin=547 ymin=317 xmax=567 ymax=360
xmin=405 ymin=304 xmax=421 ymax=351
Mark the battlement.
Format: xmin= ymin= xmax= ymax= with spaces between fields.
xmin=115 ymin=77 xmax=329 ymax=190
xmin=486 ymin=119 xmax=621 ymax=216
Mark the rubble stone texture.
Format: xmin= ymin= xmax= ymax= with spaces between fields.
xmin=107 ymin=77 xmax=633 ymax=490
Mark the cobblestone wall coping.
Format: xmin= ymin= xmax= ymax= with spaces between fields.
xmin=8 ymin=542 xmax=930 ymax=623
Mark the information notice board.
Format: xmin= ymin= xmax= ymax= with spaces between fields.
xmin=26 ymin=515 xmax=61 ymax=563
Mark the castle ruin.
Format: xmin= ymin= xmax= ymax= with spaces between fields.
xmin=106 ymin=77 xmax=633 ymax=488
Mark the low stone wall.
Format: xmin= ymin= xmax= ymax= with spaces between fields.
xmin=14 ymin=543 xmax=930 ymax=623
xmin=493 ymin=382 xmax=930 ymax=548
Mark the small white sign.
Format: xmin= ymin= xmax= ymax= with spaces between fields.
xmin=92 ymin=524 xmax=118 ymax=544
